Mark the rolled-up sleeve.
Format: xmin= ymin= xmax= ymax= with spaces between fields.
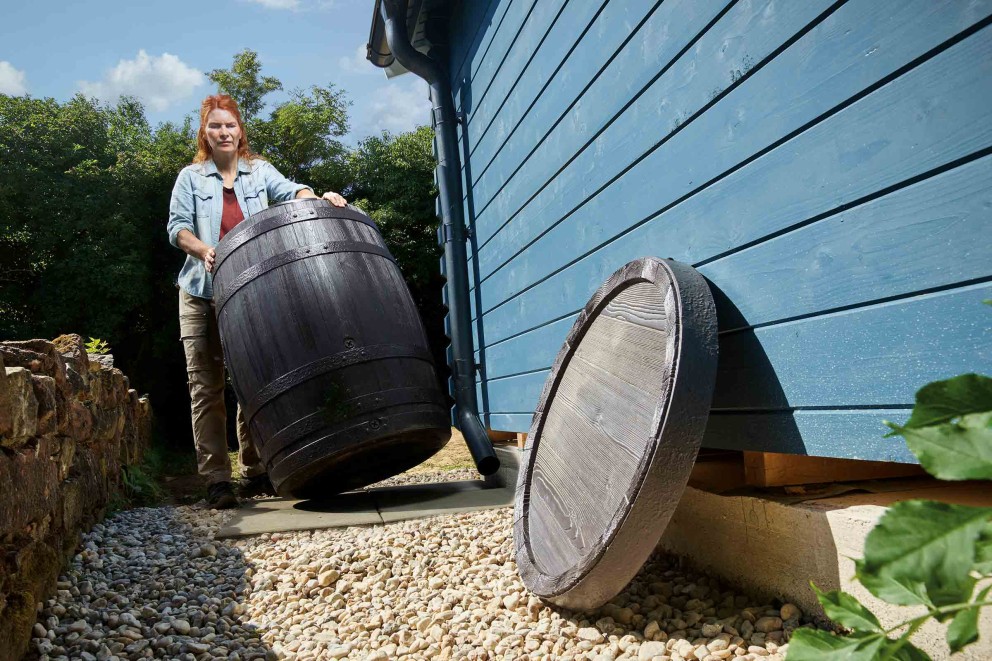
xmin=167 ymin=169 xmax=195 ymax=248
xmin=260 ymin=161 xmax=312 ymax=202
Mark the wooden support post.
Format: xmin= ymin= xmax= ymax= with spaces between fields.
xmin=743 ymin=451 xmax=925 ymax=487
xmin=517 ymin=433 xmax=528 ymax=449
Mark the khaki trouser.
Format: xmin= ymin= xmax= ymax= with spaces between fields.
xmin=179 ymin=288 xmax=265 ymax=485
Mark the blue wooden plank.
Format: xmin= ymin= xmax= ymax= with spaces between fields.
xmin=488 ymin=413 xmax=532 ymax=434
xmin=486 ymin=314 xmax=577 ymax=380
xmin=483 ymin=283 xmax=992 ymax=417
xmin=701 ymin=156 xmax=992 ymax=330
xmin=478 ymin=25 xmax=992 ymax=344
xmin=480 ymin=156 xmax=992 ymax=380
xmin=460 ymin=0 xmax=569 ymax=143
xmin=465 ymin=0 xmax=665 ymax=190
xmin=452 ymin=0 xmax=515 ymax=109
xmin=464 ymin=0 xmax=610 ymax=165
xmin=702 ymin=410 xmax=916 ymax=462
xmin=449 ymin=0 xmax=502 ymax=87
xmin=469 ymin=0 xmax=731 ymax=241
xmin=488 ymin=409 xmax=919 ymax=462
xmin=454 ymin=0 xmax=539 ymax=120
xmin=475 ymin=0 xmax=992 ymax=315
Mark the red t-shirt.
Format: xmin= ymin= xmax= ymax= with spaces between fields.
xmin=219 ymin=186 xmax=245 ymax=240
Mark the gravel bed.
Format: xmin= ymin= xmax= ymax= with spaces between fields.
xmin=30 ymin=470 xmax=808 ymax=660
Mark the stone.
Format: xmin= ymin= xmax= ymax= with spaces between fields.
xmin=2 ymin=367 xmax=38 ymax=446
xmin=779 ymin=604 xmax=801 ymax=622
xmin=577 ymin=627 xmax=605 ymax=643
xmin=318 ymin=569 xmax=340 ymax=587
xmin=639 ymin=641 xmax=668 ymax=660
xmin=754 ymin=617 xmax=782 ymax=634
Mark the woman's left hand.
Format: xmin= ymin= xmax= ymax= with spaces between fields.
xmin=322 ymin=191 xmax=347 ymax=207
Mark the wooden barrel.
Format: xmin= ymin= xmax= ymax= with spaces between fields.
xmin=212 ymin=199 xmax=451 ymax=499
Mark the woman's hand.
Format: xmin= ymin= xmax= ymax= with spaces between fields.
xmin=202 ymin=246 xmax=217 ymax=273
xmin=322 ymin=191 xmax=347 ymax=207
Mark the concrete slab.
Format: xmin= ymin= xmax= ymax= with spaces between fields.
xmin=374 ymin=480 xmax=515 ymax=523
xmin=658 ymin=476 xmax=992 ymax=660
xmin=217 ymin=493 xmax=382 ymax=538
xmin=216 ymin=445 xmax=523 ymax=538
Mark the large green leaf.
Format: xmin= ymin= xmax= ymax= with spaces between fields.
xmin=946 ymin=586 xmax=991 ymax=654
xmin=859 ymin=501 xmax=992 ymax=607
xmin=894 ymin=412 xmax=992 ymax=480
xmin=891 ymin=374 xmax=992 ymax=430
xmin=813 ymin=584 xmax=882 ymax=633
xmin=855 ymin=559 xmax=932 ymax=608
xmin=786 ymin=629 xmax=889 ymax=660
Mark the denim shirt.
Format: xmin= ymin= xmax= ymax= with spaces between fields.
xmin=167 ymin=158 xmax=312 ymax=299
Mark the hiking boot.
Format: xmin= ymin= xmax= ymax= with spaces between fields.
xmin=238 ymin=473 xmax=277 ymax=499
xmin=204 ymin=481 xmax=238 ymax=509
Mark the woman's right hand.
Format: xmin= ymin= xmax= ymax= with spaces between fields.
xmin=201 ymin=246 xmax=217 ymax=273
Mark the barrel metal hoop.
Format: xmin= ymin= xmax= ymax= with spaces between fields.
xmin=215 ymin=205 xmax=379 ymax=271
xmin=244 ymin=344 xmax=435 ymax=424
xmin=266 ymin=407 xmax=449 ymax=474
xmin=215 ymin=241 xmax=395 ymax=313
xmin=264 ymin=386 xmax=447 ymax=451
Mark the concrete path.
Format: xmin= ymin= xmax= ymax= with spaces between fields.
xmin=217 ymin=445 xmax=522 ymax=538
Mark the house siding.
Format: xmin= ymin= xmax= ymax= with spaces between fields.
xmin=443 ymin=0 xmax=992 ymax=461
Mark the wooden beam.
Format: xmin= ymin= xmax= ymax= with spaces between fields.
xmin=486 ymin=428 xmax=518 ymax=443
xmin=743 ymin=451 xmax=925 ymax=487
xmin=516 ymin=432 xmax=528 ymax=449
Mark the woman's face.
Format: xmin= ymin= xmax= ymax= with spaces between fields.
xmin=204 ymin=108 xmax=241 ymax=157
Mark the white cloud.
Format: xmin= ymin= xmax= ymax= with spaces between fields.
xmin=339 ymin=44 xmax=377 ymax=75
xmin=78 ymin=50 xmax=204 ymax=112
xmin=0 ymin=61 xmax=27 ymax=96
xmin=248 ymin=0 xmax=300 ymax=8
xmin=364 ymin=78 xmax=432 ymax=136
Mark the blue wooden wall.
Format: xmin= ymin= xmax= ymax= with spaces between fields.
xmin=442 ymin=0 xmax=992 ymax=462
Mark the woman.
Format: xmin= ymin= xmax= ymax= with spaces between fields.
xmin=166 ymin=94 xmax=347 ymax=509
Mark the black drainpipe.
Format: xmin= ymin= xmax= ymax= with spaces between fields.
xmin=380 ymin=0 xmax=499 ymax=476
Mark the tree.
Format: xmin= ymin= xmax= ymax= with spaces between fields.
xmin=206 ymin=49 xmax=282 ymax=122
xmin=252 ymin=85 xmax=352 ymax=195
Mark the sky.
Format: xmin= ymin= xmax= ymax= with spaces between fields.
xmin=0 ymin=0 xmax=431 ymax=144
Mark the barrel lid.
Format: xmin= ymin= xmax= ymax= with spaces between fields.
xmin=513 ymin=258 xmax=718 ymax=609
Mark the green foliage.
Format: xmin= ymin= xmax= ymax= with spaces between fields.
xmin=207 ymin=49 xmax=283 ymax=122
xmin=788 ymin=372 xmax=992 ymax=660
xmin=85 ymin=337 xmax=110 ymax=354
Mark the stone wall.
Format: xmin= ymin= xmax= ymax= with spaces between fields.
xmin=0 ymin=335 xmax=151 ymax=661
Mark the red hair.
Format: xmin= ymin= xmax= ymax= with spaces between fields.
xmin=193 ymin=94 xmax=260 ymax=164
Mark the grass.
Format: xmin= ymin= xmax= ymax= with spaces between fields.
xmin=107 ymin=439 xmax=199 ymax=513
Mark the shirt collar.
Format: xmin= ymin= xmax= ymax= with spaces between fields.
xmin=202 ymin=158 xmax=252 ymax=177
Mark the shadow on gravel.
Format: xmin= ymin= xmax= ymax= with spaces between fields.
xmin=25 ymin=506 xmax=276 ymax=661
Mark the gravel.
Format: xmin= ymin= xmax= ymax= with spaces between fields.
xmin=30 ymin=470 xmax=808 ymax=660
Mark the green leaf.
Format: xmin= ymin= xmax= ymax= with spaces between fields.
xmin=891 ymin=641 xmax=932 ymax=661
xmin=895 ymin=412 xmax=992 ymax=480
xmin=813 ymin=584 xmax=883 ymax=633
xmin=859 ymin=501 xmax=992 ymax=607
xmin=976 ymin=523 xmax=992 ymax=575
xmin=855 ymin=558 xmax=932 ymax=608
xmin=889 ymin=374 xmax=992 ymax=431
xmin=786 ymin=629 xmax=889 ymax=661
xmin=946 ymin=586 xmax=992 ymax=653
